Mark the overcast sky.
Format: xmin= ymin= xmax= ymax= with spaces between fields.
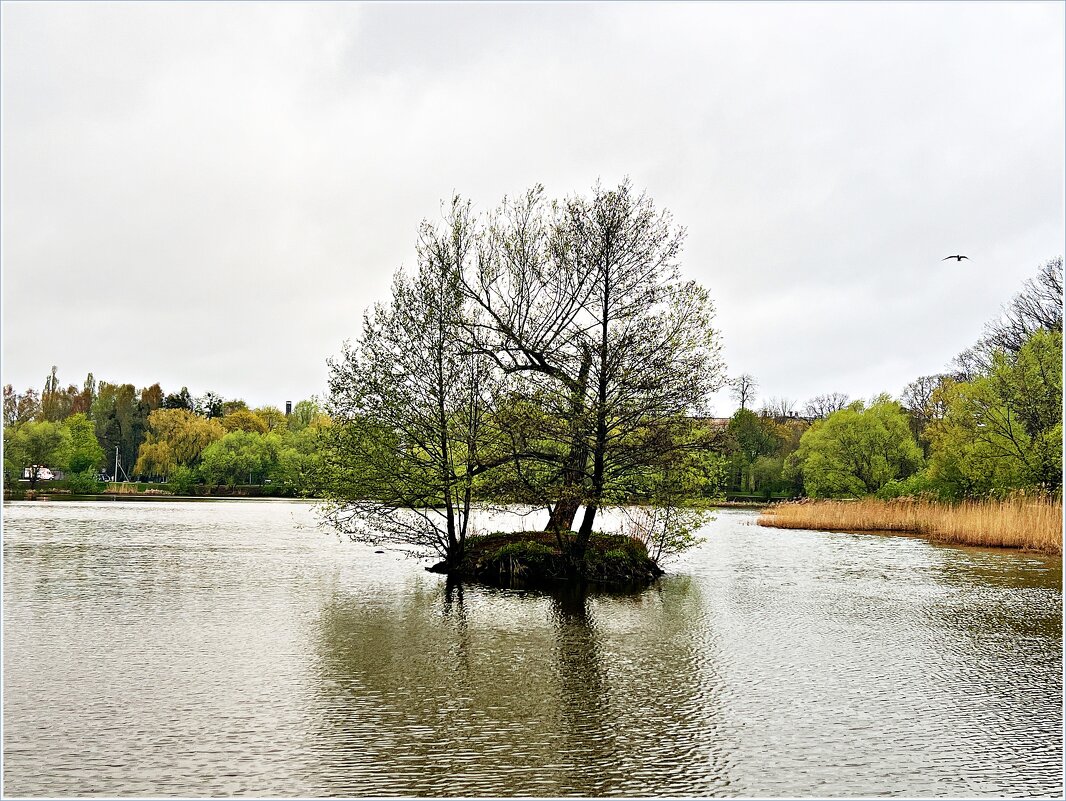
xmin=2 ymin=1 xmax=1063 ymax=415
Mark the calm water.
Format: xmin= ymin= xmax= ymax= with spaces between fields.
xmin=2 ymin=500 xmax=1062 ymax=798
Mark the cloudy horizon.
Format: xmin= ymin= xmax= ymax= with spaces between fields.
xmin=3 ymin=1 xmax=1063 ymax=415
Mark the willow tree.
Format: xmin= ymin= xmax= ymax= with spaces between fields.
xmin=324 ymin=206 xmax=502 ymax=565
xmin=133 ymin=408 xmax=224 ymax=479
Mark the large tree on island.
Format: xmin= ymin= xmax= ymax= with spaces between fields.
xmin=455 ymin=186 xmax=600 ymax=535
xmin=324 ymin=181 xmax=725 ymax=569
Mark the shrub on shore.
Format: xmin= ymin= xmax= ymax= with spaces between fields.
xmin=758 ymin=495 xmax=1062 ymax=555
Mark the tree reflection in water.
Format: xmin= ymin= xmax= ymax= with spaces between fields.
xmin=545 ymin=583 xmax=614 ymax=797
xmin=308 ymin=576 xmax=729 ymax=797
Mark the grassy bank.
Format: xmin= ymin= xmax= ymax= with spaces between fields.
xmin=4 ymin=481 xmax=303 ymax=500
xmin=758 ymin=496 xmax=1063 ymax=555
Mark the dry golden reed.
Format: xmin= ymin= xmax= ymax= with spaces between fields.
xmin=758 ymin=495 xmax=1063 ymax=555
xmin=105 ymin=482 xmax=140 ymax=495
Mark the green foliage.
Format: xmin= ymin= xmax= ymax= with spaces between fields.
xmin=491 ymin=540 xmax=556 ymax=564
xmin=287 ymin=399 xmax=320 ymax=432
xmin=789 ymin=399 xmax=923 ymax=498
xmin=3 ymin=424 xmax=23 ymax=485
xmin=5 ymin=421 xmax=73 ymax=487
xmin=167 ymin=465 xmax=199 ymax=495
xmin=199 ymin=430 xmax=282 ymax=487
xmin=135 ymin=408 xmax=224 ymax=476
xmin=875 ymin=472 xmax=942 ymax=500
xmin=220 ymin=409 xmax=268 ymax=434
xmin=252 ymin=406 xmax=288 ymax=432
xmin=728 ymin=408 xmax=778 ymax=460
xmin=590 ymin=532 xmax=650 ymax=565
xmin=751 ymin=455 xmax=785 ymax=497
xmin=925 ymin=329 xmax=1062 ymax=497
xmin=725 ymin=409 xmax=803 ymax=495
xmin=66 ymin=413 xmax=105 ymax=473
xmin=66 ymin=470 xmax=104 ymax=494
xmin=607 ymin=417 xmax=729 ymax=507
xmin=272 ymin=419 xmax=328 ymax=496
xmin=580 ymin=533 xmax=658 ymax=582
xmin=92 ymin=382 xmax=149 ymax=479
xmin=618 ymin=506 xmax=708 ymax=563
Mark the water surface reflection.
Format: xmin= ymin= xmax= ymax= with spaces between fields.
xmin=2 ymin=502 xmax=1061 ymax=797
xmin=308 ymin=576 xmax=731 ymax=796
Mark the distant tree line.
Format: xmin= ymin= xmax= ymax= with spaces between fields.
xmin=719 ymin=257 xmax=1062 ymax=500
xmin=3 ymin=374 xmax=328 ymax=495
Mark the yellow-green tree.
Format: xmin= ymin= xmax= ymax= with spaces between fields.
xmin=134 ymin=409 xmax=224 ymax=478
xmin=926 ymin=329 xmax=1062 ymax=496
xmin=220 ymin=409 xmax=268 ymax=434
xmin=252 ymin=406 xmax=287 ymax=432
xmin=788 ymin=398 xmax=923 ymax=498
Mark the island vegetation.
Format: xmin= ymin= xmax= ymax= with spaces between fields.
xmin=320 ymin=181 xmax=726 ymax=585
xmin=3 ymin=187 xmax=1061 ymax=573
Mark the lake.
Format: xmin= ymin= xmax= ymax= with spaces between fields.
xmin=2 ymin=500 xmax=1061 ymax=797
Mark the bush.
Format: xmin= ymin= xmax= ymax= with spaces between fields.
xmin=875 ymin=471 xmax=945 ymax=500
xmin=66 ymin=470 xmax=104 ymax=494
xmin=167 ymin=466 xmax=199 ymax=495
xmin=457 ymin=531 xmax=663 ymax=588
xmin=490 ymin=540 xmax=556 ymax=564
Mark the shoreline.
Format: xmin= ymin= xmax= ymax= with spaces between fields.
xmin=3 ymin=493 xmax=313 ymax=503
xmin=3 ymin=492 xmax=769 ymax=510
xmin=758 ymin=497 xmax=1063 ymax=556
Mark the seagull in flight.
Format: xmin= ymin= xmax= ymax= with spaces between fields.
xmin=942 ymin=255 xmax=969 ymax=262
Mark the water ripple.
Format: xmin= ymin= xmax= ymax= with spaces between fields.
xmin=2 ymin=502 xmax=1061 ymax=797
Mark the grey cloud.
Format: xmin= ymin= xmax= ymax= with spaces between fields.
xmin=2 ymin=2 xmax=1062 ymax=412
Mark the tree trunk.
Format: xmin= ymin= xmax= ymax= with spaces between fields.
xmin=547 ymin=497 xmax=581 ymax=532
xmin=544 ymin=348 xmax=592 ymax=535
xmin=574 ymin=249 xmax=611 ymax=562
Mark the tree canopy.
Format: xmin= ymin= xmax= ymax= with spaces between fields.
xmin=788 ymin=398 xmax=923 ymax=498
xmin=324 ymin=182 xmax=726 ymax=566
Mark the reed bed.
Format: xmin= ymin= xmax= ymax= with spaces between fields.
xmin=758 ymin=495 xmax=1063 ymax=555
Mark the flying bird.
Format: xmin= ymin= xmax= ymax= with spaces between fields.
xmin=942 ymin=255 xmax=969 ymax=261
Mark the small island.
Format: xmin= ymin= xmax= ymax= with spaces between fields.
xmin=426 ymin=530 xmax=663 ymax=588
